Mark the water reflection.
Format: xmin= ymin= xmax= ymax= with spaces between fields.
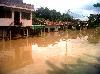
xmin=46 ymin=58 xmax=100 ymax=74
xmin=0 ymin=39 xmax=33 ymax=74
xmin=0 ymin=29 xmax=100 ymax=74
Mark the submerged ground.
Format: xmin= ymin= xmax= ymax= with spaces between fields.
xmin=0 ymin=29 xmax=100 ymax=74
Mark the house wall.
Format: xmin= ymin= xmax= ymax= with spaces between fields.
xmin=0 ymin=8 xmax=32 ymax=27
xmin=0 ymin=8 xmax=14 ymax=26
xmin=21 ymin=19 xmax=32 ymax=27
xmin=45 ymin=25 xmax=60 ymax=32
xmin=0 ymin=18 xmax=13 ymax=26
xmin=0 ymin=10 xmax=14 ymax=26
xmin=21 ymin=12 xmax=32 ymax=27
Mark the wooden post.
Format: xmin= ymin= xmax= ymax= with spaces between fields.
xmin=44 ymin=27 xmax=45 ymax=36
xmin=2 ymin=29 xmax=5 ymax=50
xmin=41 ymin=28 xmax=42 ymax=36
xmin=55 ymin=27 xmax=58 ymax=32
xmin=27 ymin=38 xmax=28 ymax=46
xmin=27 ymin=28 xmax=29 ymax=38
xmin=23 ymin=29 xmax=26 ymax=37
xmin=10 ymin=30 xmax=11 ymax=40
xmin=65 ymin=29 xmax=68 ymax=73
xmin=2 ymin=36 xmax=5 ymax=50
xmin=2 ymin=29 xmax=4 ymax=40
xmin=48 ymin=27 xmax=50 ymax=32
xmin=80 ymin=26 xmax=82 ymax=32
xmin=10 ymin=36 xmax=11 ymax=49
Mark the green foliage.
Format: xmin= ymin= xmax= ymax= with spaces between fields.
xmin=93 ymin=3 xmax=100 ymax=7
xmin=90 ymin=3 xmax=100 ymax=28
xmin=61 ymin=13 xmax=73 ymax=21
xmin=33 ymin=7 xmax=73 ymax=22
xmin=88 ymin=14 xmax=100 ymax=28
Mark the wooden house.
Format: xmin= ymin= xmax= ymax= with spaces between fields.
xmin=0 ymin=0 xmax=34 ymax=39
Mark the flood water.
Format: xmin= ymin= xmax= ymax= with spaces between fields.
xmin=0 ymin=29 xmax=100 ymax=74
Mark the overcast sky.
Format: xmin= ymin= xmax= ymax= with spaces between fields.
xmin=23 ymin=0 xmax=100 ymax=20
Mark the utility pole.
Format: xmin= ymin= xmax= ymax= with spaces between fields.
xmin=65 ymin=25 xmax=69 ymax=74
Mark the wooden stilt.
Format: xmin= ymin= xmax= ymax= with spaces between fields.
xmin=48 ymin=28 xmax=50 ymax=32
xmin=2 ymin=37 xmax=5 ymax=50
xmin=80 ymin=27 xmax=82 ymax=32
xmin=10 ymin=37 xmax=11 ymax=49
xmin=2 ymin=29 xmax=5 ymax=50
xmin=27 ymin=38 xmax=28 ymax=46
xmin=44 ymin=28 xmax=45 ymax=36
xmin=2 ymin=29 xmax=4 ymax=40
xmin=27 ymin=28 xmax=28 ymax=38
xmin=41 ymin=29 xmax=42 ymax=36
xmin=24 ymin=29 xmax=26 ymax=36
xmin=10 ymin=30 xmax=11 ymax=40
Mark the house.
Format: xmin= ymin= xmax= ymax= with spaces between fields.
xmin=0 ymin=0 xmax=34 ymax=39
xmin=45 ymin=21 xmax=64 ymax=32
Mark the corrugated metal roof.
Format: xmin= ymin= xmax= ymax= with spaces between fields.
xmin=0 ymin=1 xmax=34 ymax=11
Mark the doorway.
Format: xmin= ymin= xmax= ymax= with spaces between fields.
xmin=14 ymin=11 xmax=20 ymax=25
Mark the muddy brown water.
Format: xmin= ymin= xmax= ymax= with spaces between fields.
xmin=0 ymin=29 xmax=100 ymax=74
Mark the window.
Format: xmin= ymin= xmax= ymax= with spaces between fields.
xmin=0 ymin=7 xmax=12 ymax=18
xmin=22 ymin=12 xmax=31 ymax=20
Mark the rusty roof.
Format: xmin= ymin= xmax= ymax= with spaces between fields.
xmin=0 ymin=1 xmax=34 ymax=11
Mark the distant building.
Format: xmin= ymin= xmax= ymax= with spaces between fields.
xmin=45 ymin=21 xmax=64 ymax=32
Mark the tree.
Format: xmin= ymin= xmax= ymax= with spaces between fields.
xmin=35 ymin=7 xmax=51 ymax=20
xmin=61 ymin=13 xmax=73 ymax=22
xmin=34 ymin=7 xmax=73 ymax=22
xmin=93 ymin=3 xmax=100 ymax=7
xmin=88 ymin=3 xmax=100 ymax=28
xmin=88 ymin=14 xmax=100 ymax=28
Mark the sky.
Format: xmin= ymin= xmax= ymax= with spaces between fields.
xmin=23 ymin=0 xmax=100 ymax=20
